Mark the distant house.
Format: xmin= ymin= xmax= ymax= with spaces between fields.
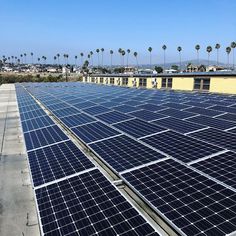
xmin=164 ymin=69 xmax=177 ymax=74
xmin=124 ymin=67 xmax=136 ymax=75
xmin=207 ymin=65 xmax=225 ymax=72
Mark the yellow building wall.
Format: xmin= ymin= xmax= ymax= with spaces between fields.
xmin=172 ymin=77 xmax=194 ymax=91
xmin=209 ymin=77 xmax=236 ymax=94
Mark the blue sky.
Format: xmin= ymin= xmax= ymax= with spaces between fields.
xmin=0 ymin=0 xmax=236 ymax=65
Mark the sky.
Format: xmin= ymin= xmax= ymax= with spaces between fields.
xmin=0 ymin=0 xmax=236 ymax=65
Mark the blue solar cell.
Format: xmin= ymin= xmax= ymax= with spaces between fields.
xmin=95 ymin=111 xmax=133 ymax=124
xmin=157 ymin=108 xmax=196 ymax=119
xmin=82 ymin=105 xmax=111 ymax=115
xmin=89 ymin=135 xmax=166 ymax=172
xmin=28 ymin=140 xmax=94 ymax=187
xmin=184 ymin=107 xmax=224 ymax=117
xmin=24 ymin=125 xmax=69 ymax=151
xmin=20 ymin=109 xmax=47 ymax=121
xmin=52 ymin=107 xmax=80 ymax=118
xmin=35 ymin=169 xmax=159 ymax=236
xmin=140 ymin=130 xmax=224 ymax=163
xmin=71 ymin=121 xmax=120 ymax=144
xmin=129 ymin=110 xmax=167 ymax=121
xmin=113 ymin=105 xmax=141 ymax=113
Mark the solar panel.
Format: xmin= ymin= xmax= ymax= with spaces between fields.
xmin=151 ymin=117 xmax=207 ymax=134
xmin=209 ymin=105 xmax=236 ymax=114
xmin=52 ymin=107 xmax=80 ymax=118
xmin=186 ymin=115 xmax=236 ymax=130
xmin=46 ymin=102 xmax=69 ymax=111
xmin=113 ymin=104 xmax=141 ymax=113
xmin=20 ymin=109 xmax=47 ymax=121
xmin=99 ymin=101 xmax=120 ymax=108
xmin=35 ymin=169 xmax=159 ymax=236
xmin=191 ymin=151 xmax=236 ymax=189
xmin=161 ymin=102 xmax=191 ymax=110
xmin=157 ymin=108 xmax=196 ymax=119
xmin=184 ymin=107 xmax=224 ymax=117
xmin=73 ymin=101 xmax=97 ymax=109
xmin=189 ymin=128 xmax=236 ymax=152
xmin=21 ymin=115 xmax=55 ymax=133
xmin=136 ymin=104 xmax=166 ymax=112
xmin=24 ymin=125 xmax=69 ymax=151
xmin=113 ymin=118 xmax=167 ymax=138
xmin=19 ymin=104 xmax=41 ymax=113
xmin=122 ymin=159 xmax=236 ymax=236
xmin=182 ymin=101 xmax=211 ymax=108
xmin=123 ymin=100 xmax=144 ymax=106
xmin=140 ymin=130 xmax=224 ymax=163
xmin=28 ymin=140 xmax=94 ymax=187
xmin=82 ymin=105 xmax=111 ymax=115
xmin=89 ymin=135 xmax=166 ymax=173
xmin=216 ymin=113 xmax=236 ymax=123
xmin=129 ymin=110 xmax=167 ymax=121
xmin=60 ymin=113 xmax=96 ymax=128
xmin=95 ymin=111 xmax=133 ymax=124
xmin=229 ymin=128 xmax=236 ymax=134
xmin=71 ymin=121 xmax=120 ymax=144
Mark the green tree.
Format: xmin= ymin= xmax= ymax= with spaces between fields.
xmin=148 ymin=47 xmax=152 ymax=68
xmin=215 ymin=44 xmax=221 ymax=66
xmin=162 ymin=45 xmax=167 ymax=71
xmin=206 ymin=46 xmax=213 ymax=67
xmin=171 ymin=65 xmax=179 ymax=71
xmin=121 ymin=50 xmax=126 ymax=66
xmin=226 ymin=46 xmax=231 ymax=69
xmin=177 ymin=46 xmax=182 ymax=71
xmin=195 ymin=44 xmax=200 ymax=66
xmin=118 ymin=48 xmax=122 ymax=65
xmin=110 ymin=50 xmax=114 ymax=67
xmin=154 ymin=66 xmax=163 ymax=73
xmin=24 ymin=53 xmax=27 ymax=64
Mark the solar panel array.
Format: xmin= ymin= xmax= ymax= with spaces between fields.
xmin=16 ymin=82 xmax=236 ymax=236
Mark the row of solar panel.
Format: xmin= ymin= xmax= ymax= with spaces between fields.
xmin=15 ymin=85 xmax=162 ymax=236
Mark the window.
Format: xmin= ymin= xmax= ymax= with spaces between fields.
xmin=100 ymin=77 xmax=104 ymax=83
xmin=161 ymin=78 xmax=172 ymax=89
xmin=110 ymin=78 xmax=114 ymax=84
xmin=194 ymin=78 xmax=210 ymax=91
xmin=91 ymin=78 xmax=95 ymax=83
xmin=85 ymin=77 xmax=88 ymax=82
xmin=122 ymin=78 xmax=128 ymax=86
xmin=139 ymin=78 xmax=147 ymax=87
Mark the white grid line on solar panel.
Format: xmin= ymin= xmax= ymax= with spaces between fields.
xmin=156 ymin=108 xmax=198 ymax=119
xmin=113 ymin=105 xmax=142 ymax=113
xmin=112 ymin=118 xmax=167 ymax=138
xmin=34 ymin=169 xmax=160 ymax=236
xmin=19 ymin=104 xmax=41 ymax=113
xmin=99 ymin=101 xmax=121 ymax=108
xmin=94 ymin=111 xmax=134 ymax=124
xmin=121 ymin=159 xmax=236 ymax=236
xmin=160 ymin=102 xmax=192 ymax=110
xmin=185 ymin=115 xmax=236 ymax=130
xmin=189 ymin=128 xmax=236 ymax=152
xmin=73 ymin=101 xmax=97 ymax=110
xmin=228 ymin=128 xmax=236 ymax=134
xmin=88 ymin=134 xmax=167 ymax=173
xmin=214 ymin=113 xmax=236 ymax=123
xmin=27 ymin=140 xmax=95 ymax=188
xmin=20 ymin=109 xmax=47 ymax=121
xmin=71 ymin=121 xmax=121 ymax=144
xmin=45 ymin=102 xmax=70 ymax=111
xmin=191 ymin=151 xmax=236 ymax=191
xmin=184 ymin=106 xmax=224 ymax=117
xmin=136 ymin=104 xmax=168 ymax=112
xmin=24 ymin=125 xmax=69 ymax=151
xmin=151 ymin=116 xmax=207 ymax=134
xmin=59 ymin=113 xmax=96 ymax=128
xmin=181 ymin=101 xmax=212 ymax=108
xmin=140 ymin=130 xmax=224 ymax=163
xmin=22 ymin=115 xmax=55 ymax=133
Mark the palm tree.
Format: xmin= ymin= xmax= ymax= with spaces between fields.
xmin=90 ymin=51 xmax=94 ymax=66
xmin=148 ymin=47 xmax=152 ymax=68
xmin=195 ymin=44 xmax=200 ymax=66
xmin=53 ymin=56 xmax=57 ymax=64
xmin=57 ymin=53 xmax=60 ymax=65
xmin=121 ymin=50 xmax=126 ymax=66
xmin=127 ymin=49 xmax=131 ymax=67
xmin=177 ymin=46 xmax=182 ymax=71
xmin=87 ymin=54 xmax=91 ymax=65
xmin=226 ymin=46 xmax=231 ymax=69
xmin=80 ymin=53 xmax=84 ymax=66
xmin=30 ymin=52 xmax=34 ymax=64
xmin=118 ymin=48 xmax=122 ymax=66
xmin=134 ymin=52 xmax=138 ymax=68
xmin=37 ymin=57 xmax=40 ymax=64
xmin=11 ymin=56 xmax=14 ymax=64
xmin=110 ymin=50 xmax=114 ymax=67
xmin=20 ymin=54 xmax=23 ymax=64
xmin=231 ymin=41 xmax=236 ymax=70
xmin=24 ymin=53 xmax=27 ymax=64
xmin=74 ymin=55 xmax=78 ymax=66
xmin=101 ymin=48 xmax=104 ymax=66
xmin=162 ymin=45 xmax=167 ymax=71
xmin=206 ymin=46 xmax=213 ymax=68
xmin=96 ymin=49 xmax=100 ymax=66
xmin=14 ymin=56 xmax=17 ymax=64
xmin=215 ymin=44 xmax=221 ymax=66
xmin=63 ymin=54 xmax=67 ymax=65
xmin=17 ymin=58 xmax=20 ymax=64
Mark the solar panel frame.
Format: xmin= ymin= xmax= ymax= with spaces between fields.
xmin=129 ymin=109 xmax=167 ymax=122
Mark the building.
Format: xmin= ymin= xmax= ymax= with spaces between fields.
xmin=83 ymin=72 xmax=236 ymax=94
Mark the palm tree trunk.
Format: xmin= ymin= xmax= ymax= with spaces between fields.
xmin=150 ymin=52 xmax=152 ymax=69
xmin=127 ymin=54 xmax=129 ymax=67
xmin=233 ymin=49 xmax=235 ymax=70
xmin=228 ymin=54 xmax=230 ymax=69
xmin=179 ymin=52 xmax=181 ymax=72
xmin=163 ymin=51 xmax=166 ymax=72
xmin=110 ymin=55 xmax=113 ymax=67
xmin=208 ymin=53 xmax=210 ymax=68
xmin=197 ymin=51 xmax=199 ymax=67
xmin=217 ymin=49 xmax=219 ymax=66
